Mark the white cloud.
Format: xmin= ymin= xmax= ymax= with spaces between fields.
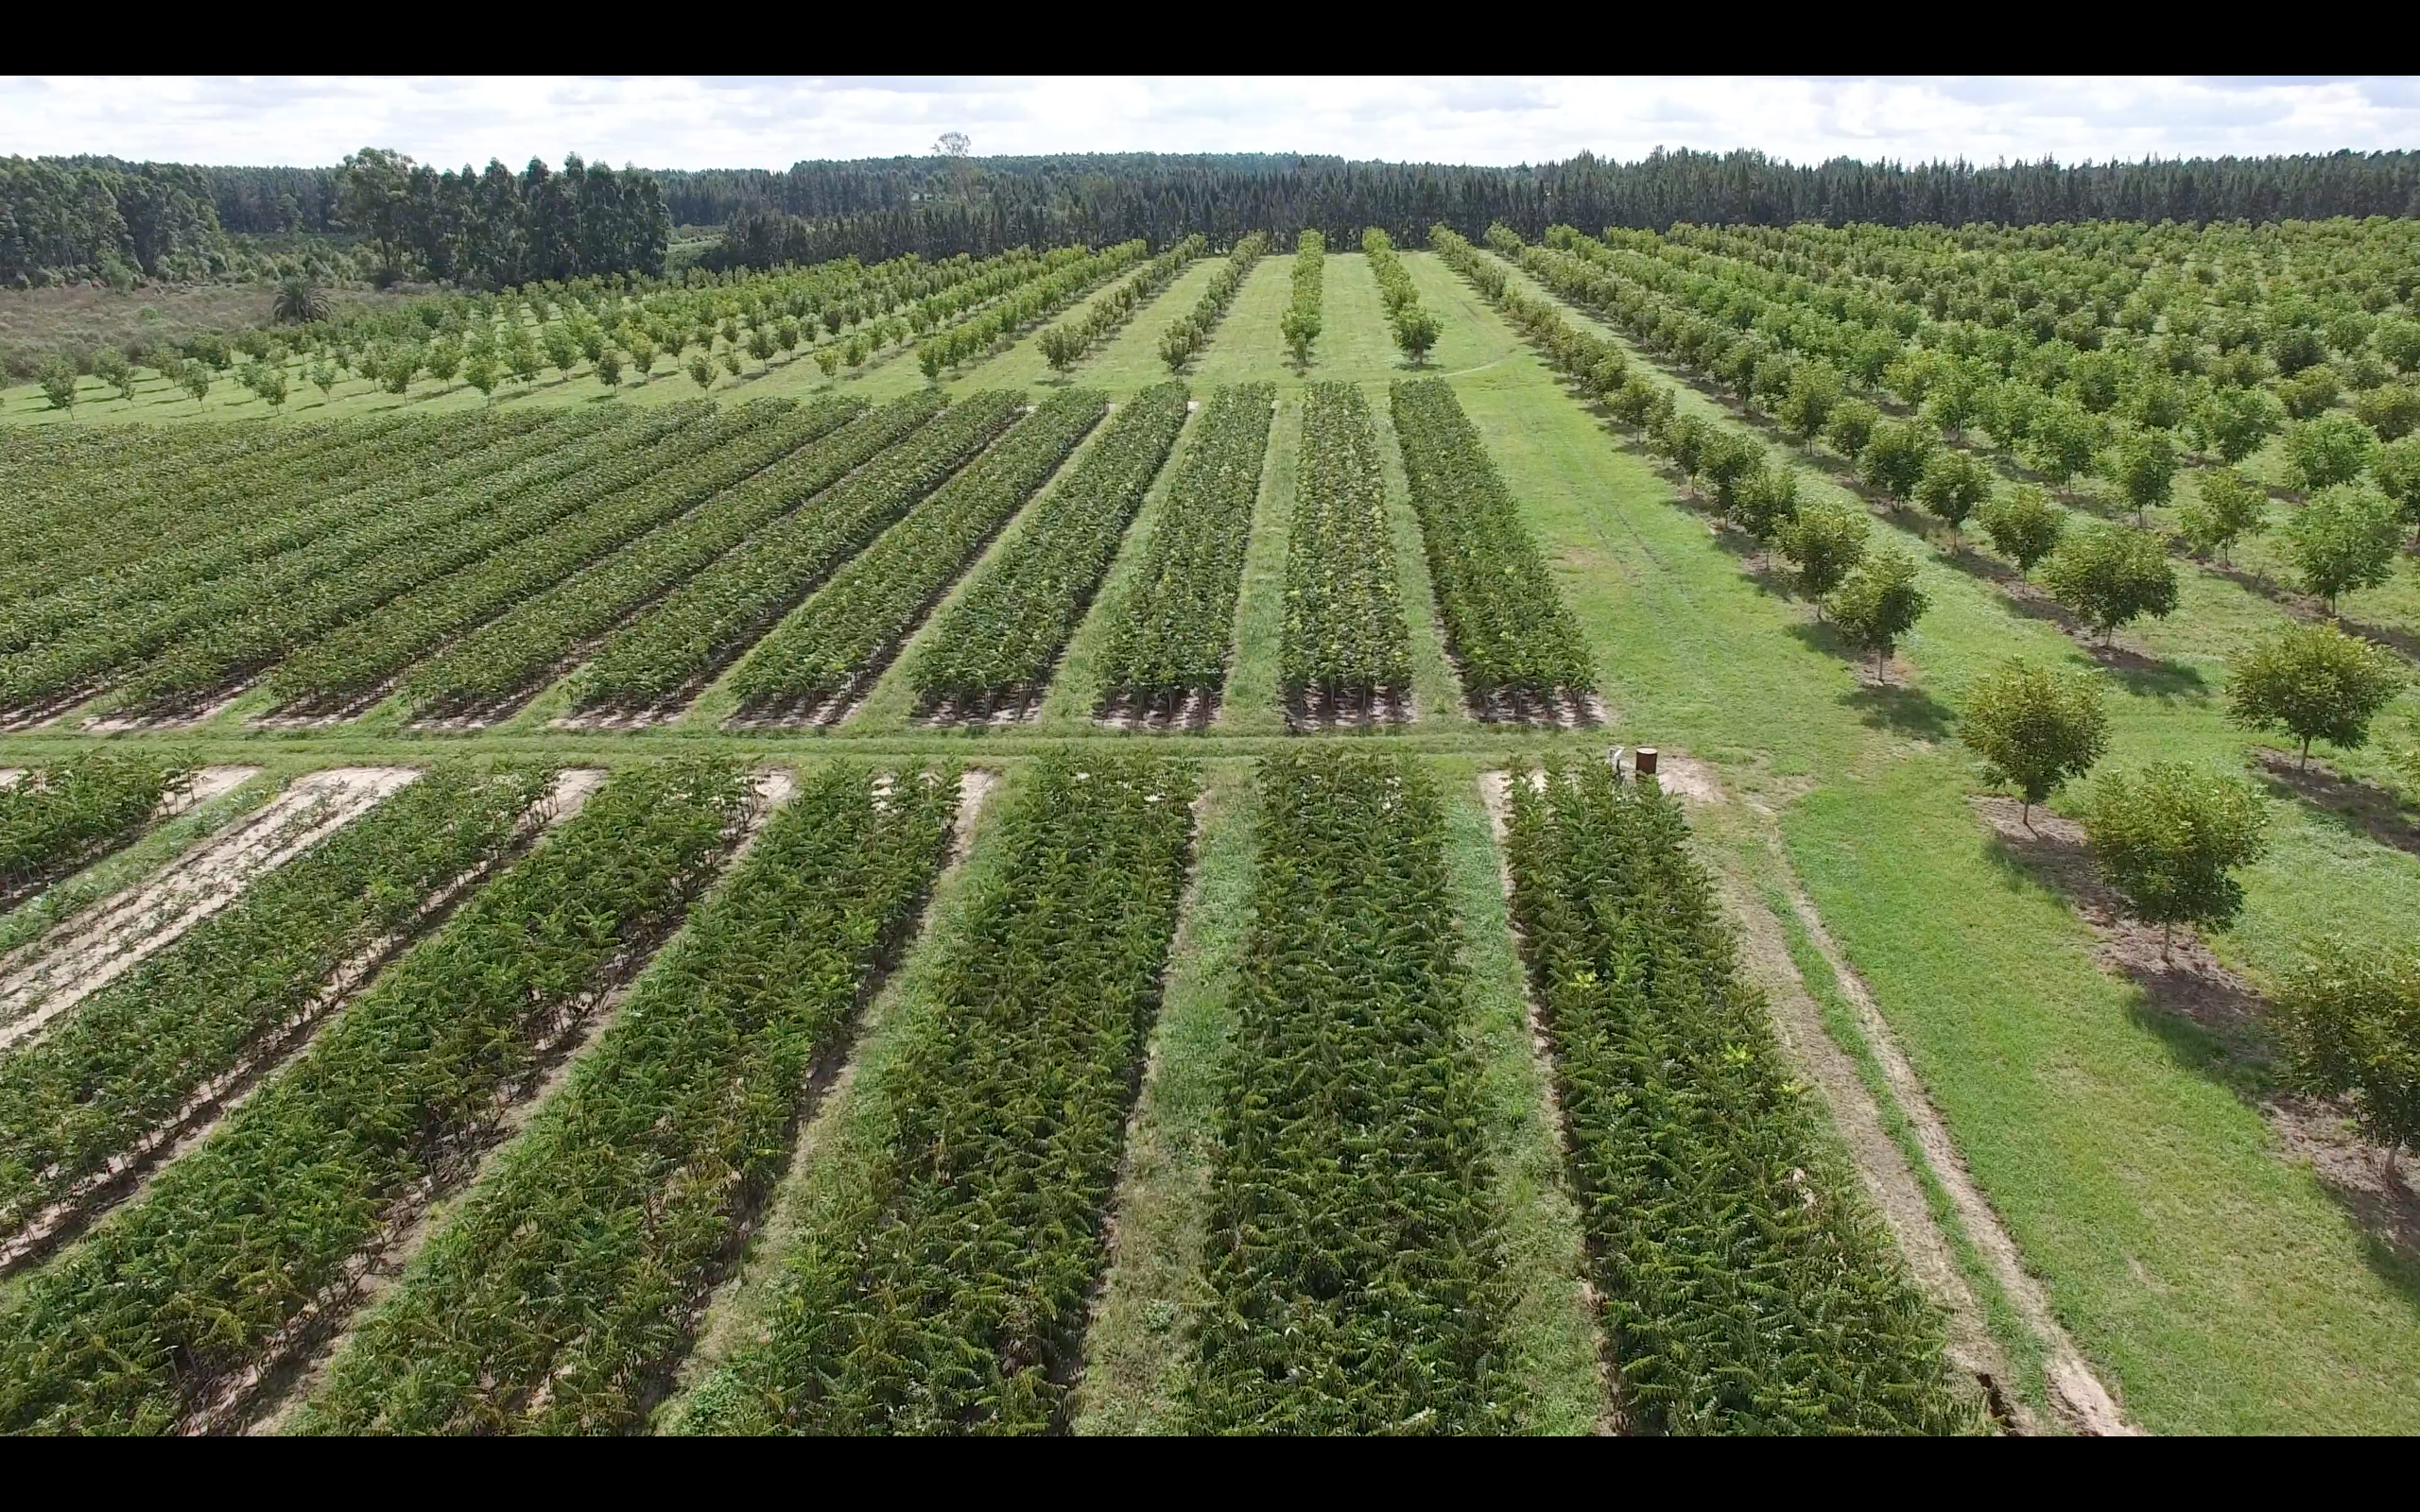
xmin=1 ymin=76 xmax=2412 ymax=170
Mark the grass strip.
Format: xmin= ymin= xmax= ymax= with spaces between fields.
xmin=0 ymin=758 xmax=752 ymax=1434
xmin=674 ymin=749 xmax=1199 ymax=1435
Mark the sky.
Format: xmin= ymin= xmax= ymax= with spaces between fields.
xmin=3 ymin=76 xmax=2414 ymax=171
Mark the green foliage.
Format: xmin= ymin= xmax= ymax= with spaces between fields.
xmin=38 ymin=359 xmax=77 ymax=412
xmin=1822 ymin=397 xmax=1880 ymax=459
xmin=1979 ymin=483 xmax=2066 ymax=575
xmin=1096 ymin=383 xmax=1277 ymax=708
xmin=1826 ymin=546 xmax=1929 ymax=678
xmin=1777 ymin=360 xmax=1844 ymax=442
xmin=2374 ymin=436 xmax=2420 ymax=525
xmin=0 ymin=750 xmax=191 ymax=901
xmin=0 ymin=767 xmax=546 ymax=1242
xmin=677 ymin=751 xmax=1199 ymax=1435
xmin=2283 ymin=484 xmax=2404 ymax=610
xmin=2351 ymin=383 xmax=2420 ymax=442
xmin=2193 ymin=385 xmax=2284 ymax=463
xmin=2020 ymin=398 xmax=2103 ymax=484
xmin=2285 ymin=413 xmax=2381 ymax=490
xmin=301 ymin=764 xmax=959 ymax=1435
xmin=1281 ymin=382 xmax=1411 ymax=704
xmin=1503 ymin=758 xmax=1979 ymax=1434
xmin=914 ymin=241 xmax=1151 ymax=377
xmin=1283 ymin=230 xmax=1324 ymax=368
xmin=2225 ymin=621 xmax=2405 ymax=765
xmin=2176 ymin=467 xmax=2270 ymax=563
xmin=1777 ymin=498 xmax=1870 ymax=610
xmin=2104 ymin=427 xmax=2179 ymax=522
xmin=572 ymin=390 xmax=1011 ymax=711
xmin=1911 ymin=447 xmax=1991 ymax=539
xmin=1855 ymin=419 xmax=1934 ymax=498
xmin=2279 ymin=943 xmax=2420 ymax=1156
xmin=0 ymin=760 xmax=752 ymax=1434
xmin=1391 ymin=378 xmax=1595 ymax=701
xmin=728 ymin=389 xmax=1112 ymax=713
xmin=2040 ymin=523 xmax=2179 ymax=641
xmin=2083 ymin=763 xmax=2271 ymax=953
xmin=1186 ymin=751 xmax=1522 ymax=1434
xmin=1960 ymin=659 xmax=2109 ymax=820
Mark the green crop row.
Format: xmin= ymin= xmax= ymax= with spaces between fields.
xmin=1280 ymin=381 xmax=1412 ymax=704
xmin=1160 ymin=232 xmax=1269 ymax=371
xmin=729 ymin=390 xmax=1109 ymax=715
xmin=571 ymin=390 xmax=1017 ymax=712
xmin=0 ymin=750 xmax=194 ymax=902
xmin=1284 ymin=229 xmax=1325 ymax=366
xmin=918 ymin=242 xmax=1148 ymax=377
xmin=910 ymin=383 xmax=1191 ymax=711
xmin=396 ymin=397 xmax=954 ymax=715
xmin=1186 ymin=749 xmax=1520 ymax=1434
xmin=1502 ymin=759 xmax=1980 ymax=1435
xmin=0 ymin=766 xmax=550 ymax=1247
xmin=674 ymin=749 xmax=1199 ymax=1435
xmin=0 ymin=758 xmax=753 ymax=1435
xmin=1036 ymin=236 xmax=1205 ymax=370
xmin=1389 ymin=378 xmax=1597 ymax=702
xmin=299 ymin=763 xmax=961 ymax=1435
xmin=67 ymin=404 xmax=719 ymax=713
xmin=0 ymin=411 xmax=578 ymax=657
xmin=265 ymin=400 xmax=854 ymax=709
xmin=1093 ymin=382 xmax=1276 ymax=709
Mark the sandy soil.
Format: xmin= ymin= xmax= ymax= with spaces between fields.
xmin=0 ymin=767 xmax=420 ymax=1049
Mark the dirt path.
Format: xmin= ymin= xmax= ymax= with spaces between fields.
xmin=0 ymin=766 xmax=420 ymax=1049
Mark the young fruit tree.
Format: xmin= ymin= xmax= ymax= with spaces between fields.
xmin=2039 ymin=524 xmax=2180 ymax=643
xmin=1778 ymin=499 xmax=1870 ymax=616
xmin=2375 ymin=437 xmax=2420 ymax=546
xmin=1856 ymin=419 xmax=1934 ymax=500
xmin=2176 ymin=467 xmax=2270 ymax=564
xmin=2279 ymin=942 xmax=2420 ymax=1160
xmin=2192 ymin=385 xmax=2284 ymax=464
xmin=1979 ymin=485 xmax=2066 ymax=576
xmin=1826 ymin=547 xmax=1929 ymax=681
xmin=1392 ymin=307 xmax=1441 ymax=366
xmin=2083 ymin=763 xmax=2271 ymax=958
xmin=2285 ymin=413 xmax=2381 ymax=490
xmin=2103 ymin=427 xmax=2179 ymax=524
xmin=1961 ymin=659 xmax=2110 ymax=827
xmin=1280 ymin=307 xmax=1320 ymax=369
xmin=1729 ymin=463 xmax=1800 ymax=567
xmin=1912 ymin=449 xmax=1992 ymax=545
xmin=1822 ymin=397 xmax=1880 ymax=460
xmin=2285 ymin=485 xmax=2404 ymax=612
xmin=2224 ymin=622 xmax=2405 ymax=768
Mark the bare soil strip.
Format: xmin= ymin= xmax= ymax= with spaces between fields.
xmin=0 ymin=768 xmax=605 ymax=1277
xmin=0 ymin=766 xmax=420 ymax=1048
xmin=1284 ymin=685 xmax=1413 ymax=733
xmin=1976 ymin=796 xmax=2420 ymax=1267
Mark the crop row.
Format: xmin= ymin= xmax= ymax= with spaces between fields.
xmin=1281 ymin=382 xmax=1412 ymax=706
xmin=1389 ymin=378 xmax=1596 ymax=702
xmin=396 ymin=396 xmax=956 ymax=715
xmin=0 ymin=411 xmax=579 ymax=657
xmin=0 ymin=410 xmax=648 ymax=712
xmin=675 ymin=749 xmax=1199 ymax=1435
xmin=571 ymin=390 xmax=1018 ymax=712
xmin=1502 ymin=759 xmax=1979 ymax=1435
xmin=1362 ymin=228 xmax=1440 ymax=362
xmin=27 ymin=405 xmax=709 ymax=714
xmin=1037 ymin=235 xmax=1207 ymax=370
xmin=1094 ymin=382 xmax=1277 ymax=710
xmin=728 ymin=390 xmax=1110 ymax=715
xmin=299 ymin=764 xmax=962 ymax=1435
xmin=1160 ymin=232 xmax=1269 ymax=371
xmin=909 ymin=384 xmax=1193 ymax=713
xmin=0 ymin=759 xmax=754 ymax=1434
xmin=1282 ymin=230 xmax=1324 ymax=366
xmin=0 ymin=750 xmax=193 ymax=903
xmin=1186 ymin=749 xmax=1518 ymax=1434
xmin=0 ymin=767 xmax=550 ymax=1249
xmin=918 ymin=241 xmax=1149 ymax=377
xmin=264 ymin=400 xmax=859 ymax=710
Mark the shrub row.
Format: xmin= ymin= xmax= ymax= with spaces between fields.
xmin=571 ymin=391 xmax=1018 ymax=711
xmin=1160 ymin=232 xmax=1269 ymax=371
xmin=918 ymin=242 xmax=1148 ymax=377
xmin=1281 ymin=382 xmax=1412 ymax=703
xmin=1094 ymin=382 xmax=1278 ymax=709
xmin=674 ymin=749 xmax=1199 ymax=1435
xmin=299 ymin=763 xmax=962 ymax=1435
xmin=0 ymin=750 xmax=193 ymax=902
xmin=0 ymin=759 xmax=753 ymax=1434
xmin=729 ymin=389 xmax=1109 ymax=714
xmin=1036 ymin=236 xmax=1205 ymax=370
xmin=1186 ymin=749 xmax=1519 ymax=1433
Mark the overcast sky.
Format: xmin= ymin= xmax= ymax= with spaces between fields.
xmin=4 ymin=76 xmax=2414 ymax=171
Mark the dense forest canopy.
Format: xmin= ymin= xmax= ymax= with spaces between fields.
xmin=8 ymin=146 xmax=2420 ymax=289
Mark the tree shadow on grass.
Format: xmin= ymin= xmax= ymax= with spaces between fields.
xmin=2250 ymin=748 xmax=2420 ymax=861
xmin=1785 ymin=620 xmax=1956 ymax=738
xmin=1975 ymin=795 xmax=2420 ymax=1299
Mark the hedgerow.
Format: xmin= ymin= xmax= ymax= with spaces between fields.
xmin=1281 ymin=382 xmax=1411 ymax=708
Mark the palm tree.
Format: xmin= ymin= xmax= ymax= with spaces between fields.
xmin=271 ymin=273 xmax=330 ymax=325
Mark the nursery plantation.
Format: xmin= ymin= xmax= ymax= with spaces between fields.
xmin=10 ymin=212 xmax=2420 ymax=1438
